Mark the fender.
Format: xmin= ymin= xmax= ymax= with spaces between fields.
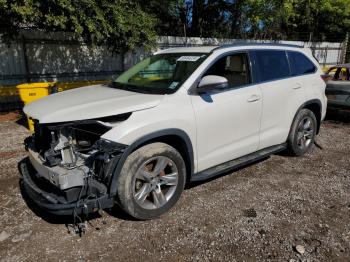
xmin=108 ymin=128 xmax=194 ymax=196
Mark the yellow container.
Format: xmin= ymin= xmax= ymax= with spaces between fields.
xmin=17 ymin=82 xmax=56 ymax=132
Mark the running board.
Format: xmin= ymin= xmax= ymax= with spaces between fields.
xmin=191 ymin=143 xmax=287 ymax=182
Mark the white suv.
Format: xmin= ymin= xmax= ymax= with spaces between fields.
xmin=20 ymin=44 xmax=327 ymax=220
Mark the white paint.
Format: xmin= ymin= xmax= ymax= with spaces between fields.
xmin=23 ymin=85 xmax=163 ymax=123
xmin=23 ymin=44 xmax=326 ymax=173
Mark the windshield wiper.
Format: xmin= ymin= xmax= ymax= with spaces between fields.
xmin=110 ymin=81 xmax=170 ymax=95
xmin=109 ymin=82 xmax=159 ymax=94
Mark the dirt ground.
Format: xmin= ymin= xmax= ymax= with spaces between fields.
xmin=0 ymin=111 xmax=349 ymax=261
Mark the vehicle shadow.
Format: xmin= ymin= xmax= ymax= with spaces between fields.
xmin=185 ymin=156 xmax=269 ymax=189
xmin=104 ymin=205 xmax=138 ymax=221
xmin=325 ymin=108 xmax=350 ymax=123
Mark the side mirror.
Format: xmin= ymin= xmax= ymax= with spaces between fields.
xmin=197 ymin=75 xmax=228 ymax=93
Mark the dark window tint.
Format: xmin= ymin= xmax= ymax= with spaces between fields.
xmin=204 ymin=53 xmax=251 ymax=88
xmin=288 ymin=51 xmax=316 ymax=76
xmin=255 ymin=50 xmax=290 ymax=82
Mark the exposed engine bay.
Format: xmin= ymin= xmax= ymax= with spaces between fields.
xmin=23 ymin=114 xmax=130 ymax=205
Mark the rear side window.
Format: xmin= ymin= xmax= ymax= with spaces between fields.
xmin=254 ymin=50 xmax=290 ymax=82
xmin=288 ymin=51 xmax=316 ymax=76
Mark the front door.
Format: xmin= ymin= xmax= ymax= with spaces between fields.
xmin=191 ymin=52 xmax=262 ymax=172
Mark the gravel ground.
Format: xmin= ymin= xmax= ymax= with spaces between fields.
xmin=0 ymin=112 xmax=349 ymax=261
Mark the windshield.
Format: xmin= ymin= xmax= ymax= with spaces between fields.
xmin=110 ymin=53 xmax=208 ymax=94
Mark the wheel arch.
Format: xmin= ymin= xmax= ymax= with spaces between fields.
xmin=108 ymin=129 xmax=194 ymax=196
xmin=291 ymin=99 xmax=322 ymax=135
xmin=303 ymin=100 xmax=322 ymax=134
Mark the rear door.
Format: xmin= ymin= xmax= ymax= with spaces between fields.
xmin=250 ymin=50 xmax=306 ymax=149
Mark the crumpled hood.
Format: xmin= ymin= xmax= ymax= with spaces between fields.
xmin=24 ymin=84 xmax=163 ymax=123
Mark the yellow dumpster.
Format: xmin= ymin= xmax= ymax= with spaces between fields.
xmin=17 ymin=82 xmax=56 ymax=132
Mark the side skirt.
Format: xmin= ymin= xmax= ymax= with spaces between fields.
xmin=191 ymin=143 xmax=287 ymax=182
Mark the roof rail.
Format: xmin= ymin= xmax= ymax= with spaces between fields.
xmin=212 ymin=42 xmax=304 ymax=52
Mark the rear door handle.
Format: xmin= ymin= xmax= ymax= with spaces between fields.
xmin=247 ymin=94 xmax=261 ymax=102
xmin=293 ymin=83 xmax=302 ymax=89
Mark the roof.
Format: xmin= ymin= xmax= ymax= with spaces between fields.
xmin=214 ymin=42 xmax=303 ymax=50
xmin=156 ymin=43 xmax=304 ymax=54
xmin=155 ymin=46 xmax=217 ymax=54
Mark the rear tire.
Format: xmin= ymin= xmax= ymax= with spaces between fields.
xmin=286 ymin=109 xmax=317 ymax=156
xmin=116 ymin=142 xmax=186 ymax=220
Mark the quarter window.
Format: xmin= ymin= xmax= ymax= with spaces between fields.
xmin=254 ymin=50 xmax=290 ymax=82
xmin=288 ymin=51 xmax=316 ymax=76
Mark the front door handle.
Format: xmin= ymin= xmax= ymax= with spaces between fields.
xmin=247 ymin=94 xmax=261 ymax=102
xmin=293 ymin=83 xmax=302 ymax=89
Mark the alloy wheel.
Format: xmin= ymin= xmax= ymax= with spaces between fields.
xmin=296 ymin=116 xmax=315 ymax=150
xmin=132 ymin=156 xmax=179 ymax=210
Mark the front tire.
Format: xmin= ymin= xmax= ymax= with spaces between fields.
xmin=116 ymin=142 xmax=186 ymax=220
xmin=287 ymin=108 xmax=317 ymax=156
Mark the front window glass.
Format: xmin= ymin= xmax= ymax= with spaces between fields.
xmin=111 ymin=53 xmax=208 ymax=94
xmin=204 ymin=53 xmax=251 ymax=88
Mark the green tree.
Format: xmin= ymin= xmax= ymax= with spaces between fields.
xmin=1 ymin=0 xmax=349 ymax=46
xmin=284 ymin=0 xmax=350 ymax=41
xmin=137 ymin=0 xmax=188 ymax=37
xmin=184 ymin=0 xmax=350 ymax=41
xmin=0 ymin=0 xmax=157 ymax=52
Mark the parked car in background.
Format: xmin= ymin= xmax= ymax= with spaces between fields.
xmin=20 ymin=44 xmax=327 ymax=221
xmin=323 ymin=64 xmax=350 ymax=110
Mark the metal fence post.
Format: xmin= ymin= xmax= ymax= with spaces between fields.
xmin=324 ymin=46 xmax=328 ymax=67
xmin=341 ymin=32 xmax=349 ymax=64
xmin=21 ymin=35 xmax=30 ymax=83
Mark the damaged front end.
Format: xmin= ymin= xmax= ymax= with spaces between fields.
xmin=20 ymin=117 xmax=128 ymax=216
